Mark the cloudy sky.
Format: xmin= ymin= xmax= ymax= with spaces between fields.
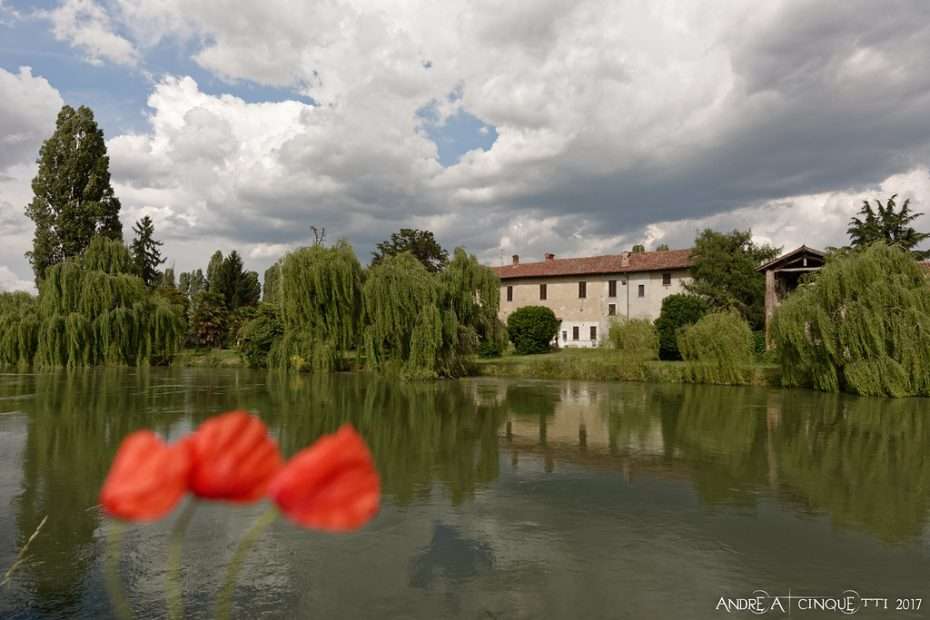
xmin=2 ymin=0 xmax=930 ymax=292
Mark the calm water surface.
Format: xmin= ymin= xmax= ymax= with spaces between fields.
xmin=1 ymin=369 xmax=929 ymax=619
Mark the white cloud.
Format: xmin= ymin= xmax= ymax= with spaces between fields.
xmin=0 ymin=67 xmax=63 ymax=172
xmin=0 ymin=67 xmax=64 ymax=289
xmin=0 ymin=265 xmax=34 ymax=293
xmin=4 ymin=0 xmax=927 ymax=281
xmin=47 ymin=0 xmax=139 ymax=66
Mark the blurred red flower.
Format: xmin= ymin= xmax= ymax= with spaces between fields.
xmin=100 ymin=431 xmax=190 ymax=521
xmin=268 ymin=424 xmax=380 ymax=532
xmin=186 ymin=410 xmax=283 ymax=503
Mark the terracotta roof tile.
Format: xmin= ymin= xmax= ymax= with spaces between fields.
xmin=491 ymin=249 xmax=692 ymax=280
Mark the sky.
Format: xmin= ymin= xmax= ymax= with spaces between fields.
xmin=2 ymin=0 xmax=930 ymax=292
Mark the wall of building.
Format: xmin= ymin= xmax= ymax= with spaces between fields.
xmin=498 ymin=269 xmax=690 ymax=347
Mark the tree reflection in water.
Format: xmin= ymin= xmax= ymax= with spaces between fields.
xmin=2 ymin=369 xmax=930 ymax=618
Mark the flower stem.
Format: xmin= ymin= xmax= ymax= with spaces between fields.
xmin=215 ymin=507 xmax=278 ymax=620
xmin=166 ymin=500 xmax=197 ymax=620
xmin=104 ymin=521 xmax=134 ymax=620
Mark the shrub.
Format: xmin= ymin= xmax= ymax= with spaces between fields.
xmin=607 ymin=318 xmax=659 ymax=360
xmin=478 ymin=319 xmax=508 ymax=358
xmin=654 ymin=294 xmax=708 ymax=360
xmin=506 ymin=306 xmax=559 ymax=355
xmin=770 ymin=243 xmax=930 ymax=397
xmin=678 ymin=310 xmax=754 ymax=384
xmin=238 ymin=304 xmax=283 ymax=368
xmin=189 ymin=291 xmax=228 ymax=348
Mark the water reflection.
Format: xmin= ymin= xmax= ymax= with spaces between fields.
xmin=1 ymin=370 xmax=929 ymax=618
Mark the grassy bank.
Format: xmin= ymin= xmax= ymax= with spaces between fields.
xmin=171 ymin=348 xmax=244 ymax=368
xmin=475 ymin=348 xmax=780 ymax=386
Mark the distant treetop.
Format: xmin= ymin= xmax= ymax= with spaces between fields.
xmin=371 ymin=228 xmax=449 ymax=273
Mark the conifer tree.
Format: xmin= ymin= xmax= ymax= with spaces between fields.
xmin=25 ymin=105 xmax=122 ymax=283
xmin=129 ymin=216 xmax=165 ymax=287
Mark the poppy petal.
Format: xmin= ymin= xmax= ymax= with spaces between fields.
xmin=268 ymin=425 xmax=380 ymax=532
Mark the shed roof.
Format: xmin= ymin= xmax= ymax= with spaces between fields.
xmin=757 ymin=245 xmax=826 ymax=273
xmin=492 ymin=249 xmax=692 ymax=280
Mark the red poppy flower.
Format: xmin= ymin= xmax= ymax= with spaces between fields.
xmin=186 ymin=410 xmax=284 ymax=503
xmin=100 ymin=430 xmax=190 ymax=521
xmin=268 ymin=424 xmax=380 ymax=532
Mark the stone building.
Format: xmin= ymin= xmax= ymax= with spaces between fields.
xmin=491 ymin=249 xmax=693 ymax=348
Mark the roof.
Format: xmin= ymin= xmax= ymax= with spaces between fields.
xmin=757 ymin=245 xmax=826 ymax=273
xmin=492 ymin=249 xmax=692 ymax=280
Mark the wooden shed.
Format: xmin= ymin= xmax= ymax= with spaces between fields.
xmin=757 ymin=245 xmax=826 ymax=347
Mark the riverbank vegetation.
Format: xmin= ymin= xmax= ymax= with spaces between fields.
xmin=772 ymin=243 xmax=930 ymax=397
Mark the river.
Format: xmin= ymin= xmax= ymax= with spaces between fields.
xmin=1 ymin=369 xmax=928 ymax=618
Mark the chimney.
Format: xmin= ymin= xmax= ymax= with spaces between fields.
xmin=512 ymin=254 xmax=520 ymax=265
xmin=620 ymin=251 xmax=630 ymax=268
xmin=544 ymin=253 xmax=555 ymax=261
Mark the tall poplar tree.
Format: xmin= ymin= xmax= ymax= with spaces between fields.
xmin=25 ymin=105 xmax=122 ymax=283
xmin=129 ymin=216 xmax=165 ymax=287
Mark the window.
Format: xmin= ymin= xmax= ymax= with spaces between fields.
xmin=562 ymin=330 xmax=567 ymax=341
xmin=638 ymin=284 xmax=645 ymax=298
xmin=662 ymin=272 xmax=672 ymax=286
xmin=579 ymin=281 xmax=587 ymax=298
xmin=540 ymin=283 xmax=547 ymax=300
xmin=608 ymin=303 xmax=616 ymax=316
xmin=590 ymin=326 xmax=597 ymax=341
xmin=572 ymin=326 xmax=579 ymax=340
xmin=608 ymin=280 xmax=617 ymax=297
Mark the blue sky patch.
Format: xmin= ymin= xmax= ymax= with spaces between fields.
xmin=418 ymin=103 xmax=497 ymax=167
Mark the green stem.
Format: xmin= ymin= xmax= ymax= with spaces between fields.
xmin=104 ymin=522 xmax=134 ymax=620
xmin=166 ymin=500 xmax=197 ymax=620
xmin=215 ymin=507 xmax=278 ymax=620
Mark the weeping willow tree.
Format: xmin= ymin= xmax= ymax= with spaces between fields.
xmin=363 ymin=249 xmax=500 ymax=378
xmin=3 ymin=236 xmax=184 ymax=368
xmin=442 ymin=248 xmax=502 ymax=351
xmin=770 ymin=243 xmax=930 ymax=397
xmin=0 ymin=292 xmax=40 ymax=368
xmin=267 ymin=241 xmax=364 ymax=372
xmin=678 ymin=310 xmax=754 ymax=384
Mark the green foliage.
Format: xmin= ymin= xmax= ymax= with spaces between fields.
xmin=25 ymin=105 xmax=122 ymax=283
xmin=79 ymin=233 xmax=133 ymax=274
xmin=847 ymin=194 xmax=930 ymax=259
xmin=206 ymin=250 xmax=224 ymax=294
xmin=129 ymin=216 xmax=165 ymax=287
xmin=506 ymin=306 xmax=559 ymax=355
xmin=654 ymin=294 xmax=709 ymax=360
xmin=442 ymin=248 xmax=501 ymax=353
xmin=678 ymin=311 xmax=754 ymax=384
xmin=210 ymin=250 xmax=260 ymax=310
xmin=189 ymin=291 xmax=228 ymax=348
xmin=371 ymin=228 xmax=449 ymax=273
xmin=363 ymin=253 xmax=447 ymax=377
xmin=363 ymin=249 xmax=494 ymax=378
xmin=771 ymin=243 xmax=930 ymax=397
xmin=478 ymin=319 xmax=507 ymax=358
xmin=237 ymin=304 xmax=283 ymax=368
xmin=263 ymin=263 xmax=281 ymax=305
xmin=0 ymin=292 xmax=40 ymax=368
xmin=655 ymin=243 xmax=670 ymax=251
xmin=1 ymin=237 xmax=183 ymax=368
xmin=631 ymin=244 xmax=645 ymax=253
xmin=685 ymin=229 xmax=779 ymax=330
xmin=270 ymin=241 xmax=364 ymax=372
xmin=607 ymin=318 xmax=659 ymax=360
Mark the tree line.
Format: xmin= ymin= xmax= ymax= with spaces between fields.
xmin=3 ymin=104 xmax=500 ymax=377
